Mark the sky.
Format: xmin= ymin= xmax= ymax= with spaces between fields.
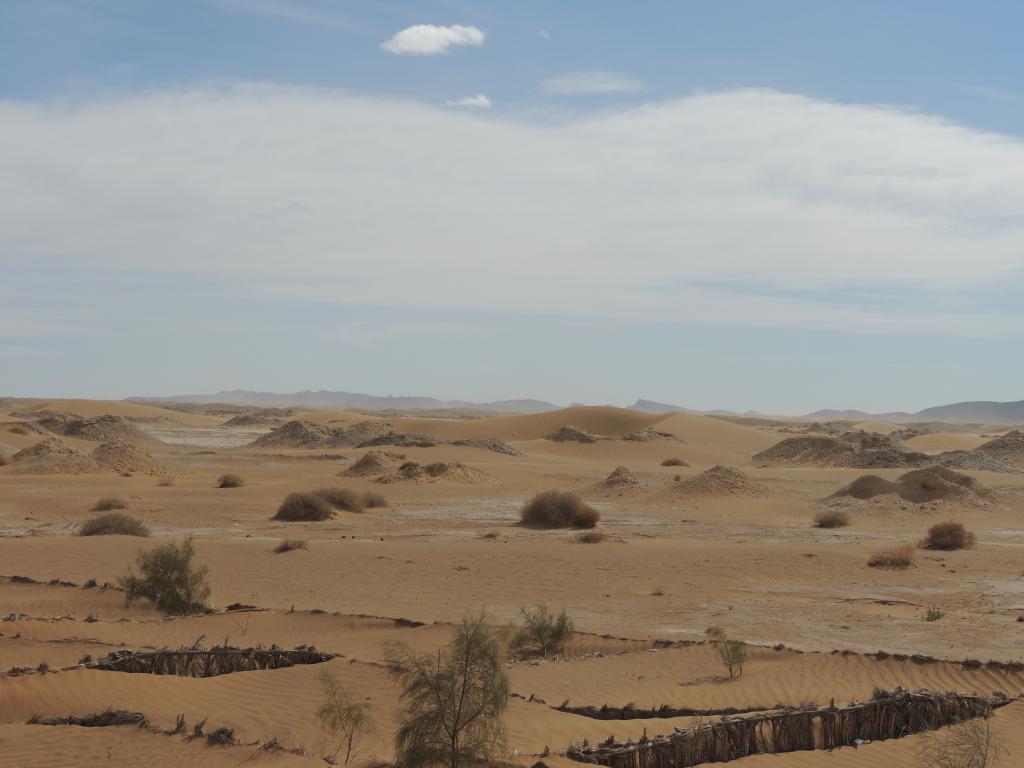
xmin=3 ymin=1 xmax=1024 ymax=414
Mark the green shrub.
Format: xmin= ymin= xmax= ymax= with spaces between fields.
xmin=92 ymin=497 xmax=126 ymax=512
xmin=274 ymin=492 xmax=335 ymax=521
xmin=511 ymin=604 xmax=573 ymax=659
xmin=520 ymin=491 xmax=600 ymax=529
xmin=119 ymin=537 xmax=210 ymax=615
xmin=80 ymin=512 xmax=149 ymax=537
xmin=706 ymin=626 xmax=747 ymax=679
xmin=316 ymin=670 xmax=373 ymax=764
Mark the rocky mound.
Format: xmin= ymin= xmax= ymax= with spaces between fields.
xmin=976 ymin=430 xmax=1024 ymax=468
xmin=451 ymin=438 xmax=523 ymax=456
xmin=324 ymin=421 xmax=395 ymax=448
xmin=358 ymin=431 xmax=447 ymax=449
xmin=838 ymin=447 xmax=930 ymax=469
xmin=9 ymin=438 xmax=98 ymax=474
xmin=59 ymin=415 xmax=159 ymax=445
xmin=342 ymin=449 xmax=407 ymax=477
xmin=250 ymin=420 xmax=334 ymax=448
xmin=622 ymin=428 xmax=683 ymax=443
xmin=753 ymin=436 xmax=854 ymax=466
xmin=828 ymin=475 xmax=899 ymax=500
xmin=896 ymin=466 xmax=990 ymax=504
xmin=546 ymin=425 xmax=604 ymax=443
xmin=91 ymin=441 xmax=164 ymax=475
xmin=221 ymin=414 xmax=281 ymax=427
xmin=374 ymin=460 xmax=496 ymax=485
xmin=934 ymin=450 xmax=1018 ymax=473
xmin=673 ymin=465 xmax=766 ymax=497
xmin=603 ymin=466 xmax=640 ymax=487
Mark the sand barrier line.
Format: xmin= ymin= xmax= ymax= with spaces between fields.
xmin=566 ymin=689 xmax=1012 ymax=768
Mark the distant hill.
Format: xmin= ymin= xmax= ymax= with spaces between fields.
xmin=804 ymin=400 xmax=1024 ymax=424
xmin=129 ymin=390 xmax=559 ymax=413
xmin=630 ymin=399 xmax=695 ymax=414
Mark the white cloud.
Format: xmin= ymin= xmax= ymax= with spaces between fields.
xmin=445 ymin=94 xmax=492 ymax=109
xmin=542 ymin=71 xmax=645 ymax=95
xmin=4 ymin=85 xmax=1024 ymax=335
xmin=539 ymin=29 xmax=551 ymax=40
xmin=381 ymin=24 xmax=485 ymax=55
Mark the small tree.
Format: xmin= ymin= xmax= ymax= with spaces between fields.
xmin=386 ymin=614 xmax=509 ymax=768
xmin=705 ymin=626 xmax=746 ymax=679
xmin=511 ymin=605 xmax=573 ymax=659
xmin=119 ymin=537 xmax=210 ymax=615
xmin=316 ymin=670 xmax=372 ymax=765
xmin=918 ymin=715 xmax=1005 ymax=768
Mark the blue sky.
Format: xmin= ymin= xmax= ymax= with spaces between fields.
xmin=2 ymin=1 xmax=1024 ymax=413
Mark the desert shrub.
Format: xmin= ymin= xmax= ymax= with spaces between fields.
xmin=92 ymin=497 xmax=126 ymax=511
xmin=705 ymin=626 xmax=746 ymax=679
xmin=361 ymin=492 xmax=389 ymax=508
xmin=119 ymin=537 xmax=210 ymax=615
xmin=511 ymin=604 xmax=573 ymax=659
xmin=274 ymin=539 xmax=307 ymax=554
xmin=157 ymin=476 xmax=174 ymax=486
xmin=313 ymin=487 xmax=365 ymax=512
xmin=316 ymin=670 xmax=373 ymax=764
xmin=919 ymin=715 xmax=1006 ymax=768
xmin=80 ymin=512 xmax=150 ymax=537
xmin=867 ymin=544 xmax=916 ymax=569
xmin=925 ymin=605 xmax=945 ymax=622
xmin=217 ymin=473 xmax=245 ymax=488
xmin=921 ymin=521 xmax=976 ymax=551
xmin=274 ymin=492 xmax=334 ymax=521
xmin=577 ymin=531 xmax=606 ymax=544
xmin=814 ymin=510 xmax=850 ymax=529
xmin=661 ymin=457 xmax=687 ymax=467
xmin=520 ymin=491 xmax=600 ymax=529
xmin=207 ymin=726 xmax=236 ymax=746
xmin=387 ymin=614 xmax=509 ymax=768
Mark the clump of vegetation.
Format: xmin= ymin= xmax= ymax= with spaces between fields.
xmin=313 ymin=487 xmax=365 ymax=512
xmin=36 ymin=661 xmax=50 ymax=674
xmin=520 ymin=491 xmax=600 ymax=529
xmin=813 ymin=510 xmax=850 ymax=529
xmin=919 ymin=715 xmax=1005 ymax=768
xmin=217 ymin=473 xmax=245 ymax=488
xmin=80 ymin=511 xmax=150 ymax=537
xmin=361 ymin=491 xmax=389 ymax=508
xmin=273 ymin=539 xmax=307 ymax=554
xmin=119 ymin=537 xmax=210 ymax=615
xmin=868 ymin=544 xmax=916 ymax=569
xmin=387 ymin=615 xmax=509 ymax=768
xmin=921 ymin=521 xmax=976 ymax=551
xmin=316 ymin=670 xmax=373 ymax=765
xmin=511 ymin=604 xmax=573 ymax=659
xmin=705 ymin=626 xmax=747 ymax=679
xmin=274 ymin=492 xmax=334 ymax=521
xmin=925 ymin=605 xmax=945 ymax=622
xmin=661 ymin=457 xmax=687 ymax=467
xmin=576 ymin=531 xmax=606 ymax=544
xmin=92 ymin=497 xmax=127 ymax=512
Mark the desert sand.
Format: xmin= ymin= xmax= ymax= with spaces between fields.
xmin=1 ymin=398 xmax=1023 ymax=766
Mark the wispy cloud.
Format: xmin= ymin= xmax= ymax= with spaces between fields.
xmin=445 ymin=94 xmax=492 ymax=109
xmin=210 ymin=0 xmax=352 ymax=29
xmin=538 ymin=29 xmax=551 ymax=40
xmin=542 ymin=71 xmax=645 ymax=95
xmin=381 ymin=24 xmax=485 ymax=55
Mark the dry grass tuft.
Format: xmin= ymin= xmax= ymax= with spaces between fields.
xmin=661 ymin=457 xmax=688 ymax=467
xmin=361 ymin=491 xmax=389 ymax=508
xmin=80 ymin=511 xmax=150 ymax=537
xmin=274 ymin=492 xmax=334 ymax=521
xmin=921 ymin=521 xmax=976 ymax=551
xmin=868 ymin=544 xmax=916 ymax=569
xmin=520 ymin=491 xmax=600 ymax=529
xmin=92 ymin=497 xmax=127 ymax=512
xmin=576 ymin=531 xmax=607 ymax=544
xmin=313 ymin=487 xmax=365 ymax=512
xmin=217 ymin=473 xmax=245 ymax=488
xmin=273 ymin=539 xmax=308 ymax=554
xmin=814 ymin=510 xmax=850 ymax=528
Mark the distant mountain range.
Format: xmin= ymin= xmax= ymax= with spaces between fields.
xmin=129 ymin=389 xmax=559 ymax=413
xmin=803 ymin=400 xmax=1024 ymax=424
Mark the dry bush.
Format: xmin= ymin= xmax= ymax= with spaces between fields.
xmin=705 ymin=626 xmax=746 ymax=679
xmin=387 ymin=614 xmax=509 ymax=768
xmin=313 ymin=487 xmax=365 ymax=512
xmin=868 ymin=544 xmax=916 ymax=569
xmin=661 ymin=457 xmax=687 ymax=467
xmin=274 ymin=492 xmax=334 ymax=521
xmin=316 ymin=670 xmax=373 ymax=765
xmin=511 ymin=604 xmax=574 ymax=659
xmin=361 ymin=492 xmax=389 ymax=508
xmin=921 ymin=521 xmax=976 ymax=551
xmin=814 ymin=510 xmax=850 ymax=528
xmin=919 ymin=715 xmax=1006 ymax=768
xmin=273 ymin=539 xmax=307 ymax=554
xmin=576 ymin=531 xmax=606 ymax=544
xmin=217 ymin=473 xmax=245 ymax=488
xmin=92 ymin=497 xmax=127 ymax=512
xmin=120 ymin=537 xmax=210 ymax=615
xmin=80 ymin=512 xmax=150 ymax=537
xmin=520 ymin=491 xmax=600 ymax=529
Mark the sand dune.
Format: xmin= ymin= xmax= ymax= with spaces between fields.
xmin=9 ymin=400 xmax=221 ymax=427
